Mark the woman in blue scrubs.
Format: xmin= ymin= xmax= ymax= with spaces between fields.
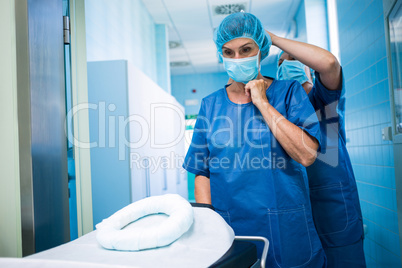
xmin=183 ymin=12 xmax=326 ymax=267
xmin=274 ymin=37 xmax=366 ymax=267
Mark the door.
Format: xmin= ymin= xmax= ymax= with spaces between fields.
xmin=17 ymin=0 xmax=70 ymax=255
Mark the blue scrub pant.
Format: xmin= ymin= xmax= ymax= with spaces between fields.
xmin=324 ymin=238 xmax=366 ymax=268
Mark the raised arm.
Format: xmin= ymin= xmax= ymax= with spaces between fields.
xmin=267 ymin=31 xmax=341 ymax=91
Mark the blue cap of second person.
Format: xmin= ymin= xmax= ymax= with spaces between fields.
xmin=213 ymin=12 xmax=272 ymax=62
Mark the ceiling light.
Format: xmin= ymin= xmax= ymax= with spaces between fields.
xmin=212 ymin=3 xmax=247 ymax=15
xmin=170 ymin=61 xmax=190 ymax=67
xmin=169 ymin=41 xmax=181 ymax=49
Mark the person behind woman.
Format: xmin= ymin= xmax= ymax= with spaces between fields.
xmin=277 ymin=51 xmax=314 ymax=93
xmin=183 ymin=12 xmax=326 ymax=267
xmin=274 ymin=35 xmax=366 ymax=267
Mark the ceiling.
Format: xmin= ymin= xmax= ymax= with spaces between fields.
xmin=141 ymin=0 xmax=302 ymax=75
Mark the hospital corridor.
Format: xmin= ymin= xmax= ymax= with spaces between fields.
xmin=1 ymin=0 xmax=402 ymax=267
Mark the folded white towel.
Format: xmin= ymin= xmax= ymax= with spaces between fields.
xmin=96 ymin=194 xmax=194 ymax=251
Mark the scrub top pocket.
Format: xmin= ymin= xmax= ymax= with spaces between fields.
xmin=310 ymin=182 xmax=348 ymax=235
xmin=267 ymin=205 xmax=313 ymax=268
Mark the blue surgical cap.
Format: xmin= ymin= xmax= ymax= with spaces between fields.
xmin=213 ymin=12 xmax=272 ymax=62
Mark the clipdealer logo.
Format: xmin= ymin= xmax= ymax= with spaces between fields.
xmin=65 ymin=100 xmax=341 ymax=168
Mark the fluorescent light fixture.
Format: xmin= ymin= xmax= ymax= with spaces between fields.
xmin=327 ymin=0 xmax=340 ymax=64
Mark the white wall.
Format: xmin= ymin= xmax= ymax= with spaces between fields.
xmin=155 ymin=24 xmax=171 ymax=93
xmin=304 ymin=0 xmax=329 ymax=50
xmin=85 ymin=0 xmax=158 ymax=83
xmin=0 ymin=0 xmax=22 ymax=258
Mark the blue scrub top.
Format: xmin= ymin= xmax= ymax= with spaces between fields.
xmin=307 ymin=71 xmax=364 ymax=248
xmin=183 ymin=79 xmax=326 ymax=268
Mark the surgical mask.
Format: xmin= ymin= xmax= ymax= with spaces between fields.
xmin=277 ymin=60 xmax=311 ymax=86
xmin=222 ymin=51 xmax=260 ymax=83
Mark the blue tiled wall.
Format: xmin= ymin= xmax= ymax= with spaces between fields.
xmin=337 ymin=0 xmax=401 ymax=266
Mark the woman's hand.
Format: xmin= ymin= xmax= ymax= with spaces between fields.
xmin=244 ymin=79 xmax=269 ymax=107
xmin=265 ymin=30 xmax=277 ymax=43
